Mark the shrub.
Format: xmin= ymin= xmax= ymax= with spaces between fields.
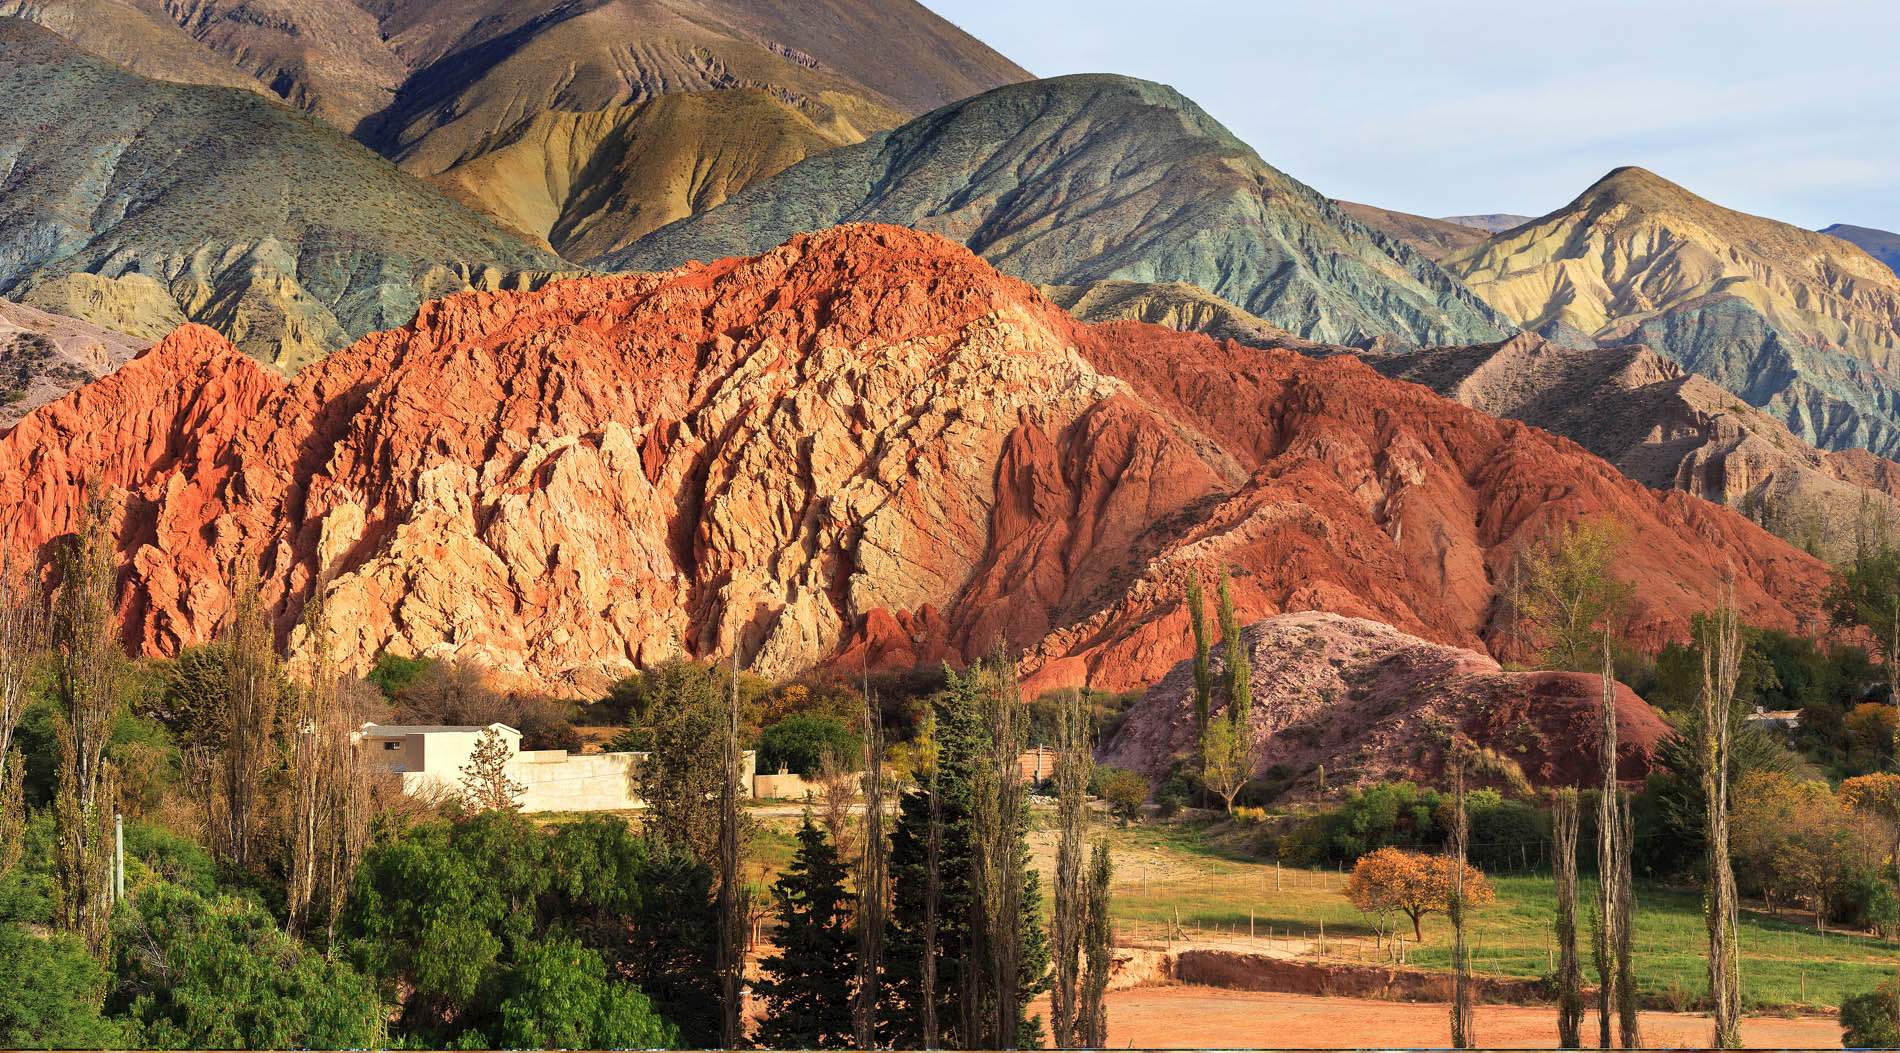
xmin=756 ymin=713 xmax=861 ymax=778
xmin=1840 ymin=972 xmax=1900 ymax=1048
xmin=1092 ymin=767 xmax=1149 ymax=825
xmin=1233 ymin=806 xmax=1267 ymax=825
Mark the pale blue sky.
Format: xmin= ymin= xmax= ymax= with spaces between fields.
xmin=929 ymin=0 xmax=1900 ymax=232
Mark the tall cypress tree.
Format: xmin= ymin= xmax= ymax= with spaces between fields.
xmin=757 ymin=817 xmax=859 ymax=1050
xmin=1186 ymin=572 xmax=1212 ymax=742
xmin=885 ymin=667 xmax=1050 ymax=1049
xmin=1217 ymin=569 xmax=1251 ymax=730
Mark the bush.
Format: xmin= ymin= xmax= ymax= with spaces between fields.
xmin=1092 ymin=767 xmax=1149 ymax=825
xmin=1283 ymin=781 xmax=1444 ymax=867
xmin=0 ymin=924 xmax=125 ymax=1048
xmin=1233 ymin=806 xmax=1267 ymax=825
xmin=367 ymin=652 xmax=437 ymax=701
xmin=1840 ymin=973 xmax=1900 ymax=1048
xmin=1837 ymin=866 xmax=1900 ymax=936
xmin=1464 ymin=796 xmax=1548 ymax=873
xmin=756 ymin=714 xmax=861 ymax=777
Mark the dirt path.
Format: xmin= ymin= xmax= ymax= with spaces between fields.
xmin=1101 ymin=985 xmax=1841 ymax=1048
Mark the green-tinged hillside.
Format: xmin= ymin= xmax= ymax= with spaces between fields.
xmin=0 ymin=17 xmax=562 ymax=369
xmin=602 ymin=75 xmax=1511 ymax=349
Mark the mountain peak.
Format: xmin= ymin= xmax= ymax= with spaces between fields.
xmin=1576 ymin=165 xmax=1700 ymax=209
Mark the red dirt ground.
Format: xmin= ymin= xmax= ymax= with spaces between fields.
xmin=1100 ymin=985 xmax=1841 ymax=1048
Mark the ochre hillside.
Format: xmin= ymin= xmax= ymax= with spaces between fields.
xmin=1443 ymin=166 xmax=1900 ymax=456
xmin=0 ymin=227 xmax=1826 ymax=694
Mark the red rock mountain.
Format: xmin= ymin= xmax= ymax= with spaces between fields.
xmin=0 ymin=226 xmax=1828 ymax=694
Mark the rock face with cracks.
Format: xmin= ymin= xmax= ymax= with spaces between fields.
xmin=0 ymin=226 xmax=1828 ymax=694
xmin=1099 ymin=612 xmax=1670 ymax=791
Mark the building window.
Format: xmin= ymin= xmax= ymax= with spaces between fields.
xmin=382 ymin=741 xmax=400 ymax=751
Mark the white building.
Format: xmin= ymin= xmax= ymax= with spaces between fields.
xmin=361 ymin=722 xmax=757 ymax=813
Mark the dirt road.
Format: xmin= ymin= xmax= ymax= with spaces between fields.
xmin=1100 ymin=985 xmax=1841 ymax=1048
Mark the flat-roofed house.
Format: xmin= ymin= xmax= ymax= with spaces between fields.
xmin=361 ymin=722 xmax=757 ymax=813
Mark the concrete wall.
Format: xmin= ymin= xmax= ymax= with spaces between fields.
xmin=755 ymin=771 xmax=836 ymax=800
xmin=387 ymin=735 xmax=760 ymax=813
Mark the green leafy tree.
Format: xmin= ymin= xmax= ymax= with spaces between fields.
xmin=112 ymin=883 xmax=383 ymax=1049
xmin=0 ymin=924 xmax=126 ymax=1048
xmin=1513 ymin=519 xmax=1634 ymax=671
xmin=1200 ymin=718 xmax=1249 ymax=815
xmin=1185 ymin=572 xmax=1212 ymax=741
xmin=758 ymin=714 xmax=861 ymax=777
xmin=496 ymin=936 xmax=678 ymax=1050
xmin=757 ymin=817 xmax=859 ymax=1049
xmin=629 ymin=661 xmax=728 ymax=863
xmin=1216 ymin=569 xmax=1252 ymax=726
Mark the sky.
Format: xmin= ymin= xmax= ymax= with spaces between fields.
xmin=927 ymin=0 xmax=1900 ymax=232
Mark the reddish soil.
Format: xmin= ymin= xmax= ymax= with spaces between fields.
xmin=1101 ymin=984 xmax=1840 ymax=1049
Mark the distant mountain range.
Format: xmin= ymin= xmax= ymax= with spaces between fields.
xmin=602 ymin=75 xmax=1511 ymax=348
xmin=0 ymin=19 xmax=562 ymax=369
xmin=1441 ymin=213 xmax=1536 ymax=234
xmin=1434 ymin=167 xmax=1900 ymax=457
xmin=1825 ymin=224 xmax=1900 ymax=276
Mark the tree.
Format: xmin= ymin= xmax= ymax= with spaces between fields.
xmin=114 ymin=882 xmax=384 ymax=1049
xmin=1698 ymin=602 xmax=1745 ymax=1048
xmin=917 ymin=706 xmax=944 ymax=1049
xmin=759 ymin=713 xmax=861 ymax=778
xmin=0 ymin=552 xmax=39 ymax=879
xmin=1825 ymin=540 xmax=1900 ymax=762
xmin=1051 ymin=690 xmax=1092 ymax=1047
xmin=497 ymin=936 xmax=678 ymax=1050
xmin=51 ymin=489 xmax=121 ymax=954
xmin=0 ymin=924 xmax=125 ymax=1048
xmin=885 ymin=668 xmax=1050 ymax=1049
xmin=215 ymin=559 xmax=282 ymax=872
xmin=855 ymin=687 xmax=888 ymax=1049
xmin=459 ymin=727 xmax=524 ymax=811
xmin=287 ymin=583 xmax=372 ymax=946
xmin=1592 ymin=636 xmax=1625 ymax=1049
xmin=631 ymin=661 xmax=726 ymax=864
xmin=758 ymin=817 xmax=859 ymax=1049
xmin=1513 ymin=518 xmax=1633 ymax=671
xmin=1078 ymin=839 xmax=1113 ymax=1048
xmin=1092 ymin=767 xmax=1149 ymax=826
xmin=1613 ymin=791 xmax=1643 ymax=1048
xmin=1550 ymin=788 xmax=1584 ymax=1049
xmin=1200 ymin=717 xmax=1249 ymax=815
xmin=1185 ymin=571 xmax=1212 ymax=742
xmin=972 ymin=654 xmax=1031 ymax=1049
xmin=1840 ymin=773 xmax=1900 ymax=898
xmin=1344 ymin=846 xmax=1494 ymax=942
xmin=1841 ymin=970 xmax=1900 ymax=1048
xmin=715 ymin=647 xmax=748 ymax=1050
xmin=1216 ymin=569 xmax=1252 ymax=728
xmin=1447 ymin=760 xmax=1473 ymax=1050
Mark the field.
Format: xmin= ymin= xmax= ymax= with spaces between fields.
xmin=1027 ymin=818 xmax=1897 ymax=1014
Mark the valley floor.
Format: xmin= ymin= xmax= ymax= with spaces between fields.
xmin=1100 ymin=985 xmax=1840 ymax=1048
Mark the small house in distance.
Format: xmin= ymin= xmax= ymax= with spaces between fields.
xmin=361 ymin=722 xmax=757 ymax=812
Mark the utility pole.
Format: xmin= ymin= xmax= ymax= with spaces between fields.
xmin=113 ymin=812 xmax=124 ymax=903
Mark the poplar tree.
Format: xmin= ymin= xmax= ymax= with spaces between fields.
xmin=1079 ymin=839 xmax=1113 ymax=1048
xmin=0 ymin=551 xmax=39 ymax=877
xmin=1552 ymin=788 xmax=1584 ymax=1049
xmin=1698 ymin=601 xmax=1744 ymax=1048
xmin=758 ymin=817 xmax=859 ymax=1049
xmin=854 ymin=686 xmax=889 ymax=1049
xmin=972 ymin=655 xmax=1028 ymax=1049
xmin=1217 ymin=569 xmax=1251 ymax=730
xmin=1448 ymin=756 xmax=1474 ymax=1050
xmin=1614 ymin=792 xmax=1642 ymax=1049
xmin=218 ymin=559 xmax=281 ymax=871
xmin=1593 ymin=636 xmax=1621 ymax=1049
xmin=1186 ymin=572 xmax=1212 ymax=742
xmin=287 ymin=584 xmax=372 ymax=947
xmin=919 ymin=708 xmax=944 ymax=1049
xmin=715 ymin=647 xmax=748 ymax=1049
xmin=1051 ymin=690 xmax=1092 ymax=1046
xmin=51 ymin=490 xmax=121 ymax=954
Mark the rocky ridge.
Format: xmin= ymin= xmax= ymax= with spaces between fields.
xmin=0 ymin=226 xmax=1827 ymax=694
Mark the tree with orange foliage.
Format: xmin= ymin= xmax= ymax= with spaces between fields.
xmin=1841 ymin=773 xmax=1900 ymax=895
xmin=1346 ymin=846 xmax=1494 ymax=941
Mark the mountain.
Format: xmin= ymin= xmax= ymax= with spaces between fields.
xmin=1441 ymin=213 xmax=1535 ymax=234
xmin=1041 ymin=281 xmax=1302 ymax=348
xmin=430 ymin=90 xmax=858 ymax=258
xmin=1337 ymin=202 xmax=1490 ymax=260
xmin=601 ymin=75 xmax=1512 ymax=349
xmin=1101 ymin=612 xmax=1669 ymax=791
xmin=0 ymin=18 xmax=561 ymax=369
xmin=1442 ymin=167 xmax=1900 ymax=457
xmin=0 ymin=226 xmax=1824 ymax=694
xmin=0 ymin=299 xmax=146 ymax=428
xmin=1825 ymin=224 xmax=1900 ymax=276
xmin=1365 ymin=333 xmax=1900 ymax=556
xmin=5 ymin=0 xmax=1028 ymax=242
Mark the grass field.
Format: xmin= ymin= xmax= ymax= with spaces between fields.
xmin=1029 ymin=819 xmax=1898 ymax=1013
